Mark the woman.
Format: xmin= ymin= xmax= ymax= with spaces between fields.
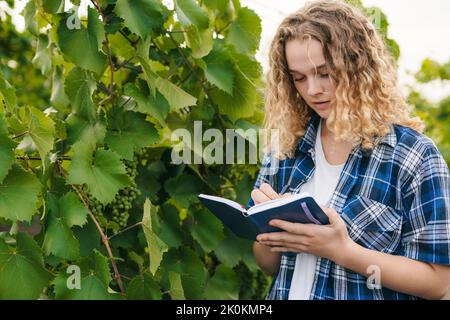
xmin=248 ymin=0 xmax=450 ymax=300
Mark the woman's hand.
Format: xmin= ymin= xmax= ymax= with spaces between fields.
xmin=256 ymin=206 xmax=353 ymax=264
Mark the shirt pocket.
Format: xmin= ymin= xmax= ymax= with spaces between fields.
xmin=341 ymin=195 xmax=402 ymax=253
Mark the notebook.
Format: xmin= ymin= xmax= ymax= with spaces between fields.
xmin=197 ymin=192 xmax=329 ymax=240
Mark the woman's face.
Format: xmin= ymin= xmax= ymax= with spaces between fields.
xmin=285 ymin=38 xmax=336 ymax=119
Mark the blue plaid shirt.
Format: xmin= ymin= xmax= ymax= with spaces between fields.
xmin=247 ymin=112 xmax=450 ymax=300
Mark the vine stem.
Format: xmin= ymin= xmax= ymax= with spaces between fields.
xmin=91 ymin=0 xmax=115 ymax=102
xmin=56 ymin=161 xmax=126 ymax=295
xmin=108 ymin=222 xmax=143 ymax=241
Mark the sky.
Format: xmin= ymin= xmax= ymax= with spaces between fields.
xmin=2 ymin=0 xmax=450 ymax=103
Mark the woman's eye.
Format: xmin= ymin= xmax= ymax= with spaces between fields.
xmin=294 ymin=77 xmax=305 ymax=82
xmin=320 ymin=73 xmax=329 ymax=78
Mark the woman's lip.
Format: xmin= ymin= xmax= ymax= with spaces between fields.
xmin=313 ymin=100 xmax=330 ymax=104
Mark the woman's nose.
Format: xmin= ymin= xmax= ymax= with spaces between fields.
xmin=307 ymin=77 xmax=323 ymax=96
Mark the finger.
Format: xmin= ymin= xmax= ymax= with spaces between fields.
xmin=259 ymin=183 xmax=279 ymax=200
xmin=270 ymin=246 xmax=305 ymax=253
xmin=268 ymin=219 xmax=318 ymax=236
xmin=257 ymin=231 xmax=307 ymax=243
xmin=251 ymin=189 xmax=271 ymax=204
xmin=259 ymin=240 xmax=305 ymax=247
xmin=281 ymin=192 xmax=292 ymax=198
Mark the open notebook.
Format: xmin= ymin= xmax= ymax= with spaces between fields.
xmin=198 ymin=192 xmax=329 ymax=240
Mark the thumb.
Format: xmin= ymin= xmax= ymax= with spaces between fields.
xmin=320 ymin=206 xmax=340 ymax=224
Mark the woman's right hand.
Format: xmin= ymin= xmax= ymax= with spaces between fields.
xmin=251 ymin=183 xmax=291 ymax=204
xmin=251 ymin=182 xmax=290 ymax=276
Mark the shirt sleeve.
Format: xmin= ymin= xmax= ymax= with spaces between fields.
xmin=400 ymin=142 xmax=450 ymax=265
xmin=245 ymin=153 xmax=277 ymax=209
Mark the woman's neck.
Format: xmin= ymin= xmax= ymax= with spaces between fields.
xmin=319 ymin=119 xmax=354 ymax=165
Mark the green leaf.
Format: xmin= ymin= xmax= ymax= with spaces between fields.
xmin=105 ymin=110 xmax=160 ymax=160
xmin=123 ymin=84 xmax=169 ymax=126
xmin=32 ymin=35 xmax=52 ymax=75
xmin=64 ymin=67 xmax=97 ymax=122
xmin=175 ymin=0 xmax=209 ymax=29
xmin=127 ymin=273 xmax=162 ymax=299
xmin=161 ymin=247 xmax=207 ymax=299
xmin=0 ymin=72 xmax=17 ymax=111
xmin=154 ymin=76 xmax=198 ymax=112
xmin=26 ymin=107 xmax=55 ymax=164
xmin=190 ymin=209 xmax=225 ymax=253
xmin=42 ymin=0 xmax=64 ymax=14
xmin=185 ymin=25 xmax=213 ymax=59
xmin=23 ymin=0 xmax=38 ymax=35
xmin=158 ymin=203 xmax=183 ymax=248
xmin=50 ymin=67 xmax=70 ymax=111
xmin=53 ymin=250 xmax=118 ymax=299
xmin=164 ymin=173 xmax=203 ymax=208
xmin=0 ymin=165 xmax=41 ymax=222
xmin=203 ymin=45 xmax=235 ymax=94
xmin=226 ymin=7 xmax=261 ymax=54
xmin=142 ymin=199 xmax=168 ymax=275
xmin=0 ymin=116 xmax=16 ymax=184
xmin=57 ymin=8 xmax=106 ymax=74
xmin=0 ymin=234 xmax=53 ymax=299
xmin=114 ymin=0 xmax=165 ymax=38
xmin=65 ymin=114 xmax=106 ymax=145
xmin=167 ymin=271 xmax=185 ymax=299
xmin=210 ymin=71 xmax=256 ymax=122
xmin=214 ymin=229 xmax=253 ymax=267
xmin=205 ymin=265 xmax=239 ymax=299
xmin=43 ymin=192 xmax=89 ymax=260
xmin=67 ymin=139 xmax=129 ymax=204
xmin=137 ymin=46 xmax=197 ymax=111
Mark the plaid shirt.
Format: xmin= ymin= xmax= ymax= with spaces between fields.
xmin=247 ymin=112 xmax=450 ymax=300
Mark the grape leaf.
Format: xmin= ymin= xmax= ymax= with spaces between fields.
xmin=137 ymin=41 xmax=197 ymax=111
xmin=57 ymin=8 xmax=106 ymax=74
xmin=142 ymin=199 xmax=168 ymax=275
xmin=53 ymin=250 xmax=119 ymax=299
xmin=64 ymin=67 xmax=97 ymax=123
xmin=160 ymin=247 xmax=207 ymax=299
xmin=123 ymin=83 xmax=169 ymax=126
xmin=114 ymin=0 xmax=165 ymax=38
xmin=190 ymin=209 xmax=225 ymax=253
xmin=0 ymin=116 xmax=16 ymax=184
xmin=127 ymin=273 xmax=162 ymax=299
xmin=203 ymin=45 xmax=235 ymax=94
xmin=0 ymin=234 xmax=53 ymax=299
xmin=105 ymin=110 xmax=160 ymax=160
xmin=26 ymin=107 xmax=55 ymax=165
xmin=43 ymin=192 xmax=89 ymax=260
xmin=205 ymin=265 xmax=239 ymax=299
xmin=67 ymin=139 xmax=129 ymax=205
xmin=175 ymin=0 xmax=209 ymax=29
xmin=185 ymin=25 xmax=213 ymax=59
xmin=0 ymin=165 xmax=41 ymax=222
xmin=0 ymin=72 xmax=17 ymax=111
xmin=226 ymin=7 xmax=261 ymax=54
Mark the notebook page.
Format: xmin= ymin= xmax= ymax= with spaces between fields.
xmin=247 ymin=192 xmax=311 ymax=215
xmin=198 ymin=194 xmax=246 ymax=213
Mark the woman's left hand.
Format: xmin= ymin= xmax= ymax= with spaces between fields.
xmin=256 ymin=207 xmax=353 ymax=263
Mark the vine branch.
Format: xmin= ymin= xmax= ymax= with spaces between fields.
xmin=91 ymin=0 xmax=115 ymax=102
xmin=56 ymin=161 xmax=126 ymax=295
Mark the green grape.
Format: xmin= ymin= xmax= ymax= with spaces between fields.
xmin=105 ymin=155 xmax=141 ymax=228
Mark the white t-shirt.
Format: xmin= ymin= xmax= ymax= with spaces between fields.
xmin=288 ymin=119 xmax=346 ymax=300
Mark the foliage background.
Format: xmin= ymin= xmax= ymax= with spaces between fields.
xmin=0 ymin=0 xmax=448 ymax=300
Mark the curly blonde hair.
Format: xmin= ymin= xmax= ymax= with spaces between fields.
xmin=265 ymin=0 xmax=424 ymax=159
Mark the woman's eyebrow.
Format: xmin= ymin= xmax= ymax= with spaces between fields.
xmin=289 ymin=63 xmax=327 ymax=74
